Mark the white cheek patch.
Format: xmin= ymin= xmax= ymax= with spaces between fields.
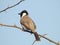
xmin=22 ymin=13 xmax=26 ymax=17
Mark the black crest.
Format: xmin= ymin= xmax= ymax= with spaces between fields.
xmin=18 ymin=10 xmax=28 ymax=17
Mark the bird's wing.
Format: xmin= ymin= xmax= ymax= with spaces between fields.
xmin=20 ymin=16 xmax=36 ymax=31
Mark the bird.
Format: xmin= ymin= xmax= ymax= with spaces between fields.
xmin=18 ymin=10 xmax=40 ymax=41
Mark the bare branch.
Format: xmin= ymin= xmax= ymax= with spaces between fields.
xmin=0 ymin=23 xmax=33 ymax=33
xmin=32 ymin=40 xmax=36 ymax=45
xmin=0 ymin=23 xmax=60 ymax=45
xmin=32 ymin=34 xmax=60 ymax=45
xmin=0 ymin=24 xmax=22 ymax=29
xmin=0 ymin=0 xmax=24 ymax=13
xmin=39 ymin=34 xmax=59 ymax=45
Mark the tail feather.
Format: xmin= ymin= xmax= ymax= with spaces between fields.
xmin=34 ymin=32 xmax=40 ymax=41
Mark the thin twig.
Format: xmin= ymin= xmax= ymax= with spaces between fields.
xmin=32 ymin=34 xmax=47 ymax=45
xmin=39 ymin=34 xmax=58 ymax=44
xmin=0 ymin=24 xmax=22 ymax=30
xmin=0 ymin=23 xmax=60 ymax=45
xmin=32 ymin=40 xmax=36 ymax=45
xmin=32 ymin=34 xmax=60 ymax=45
xmin=0 ymin=0 xmax=24 ymax=13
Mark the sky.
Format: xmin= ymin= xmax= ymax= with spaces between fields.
xmin=0 ymin=0 xmax=60 ymax=45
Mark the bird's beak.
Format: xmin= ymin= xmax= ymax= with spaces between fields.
xmin=18 ymin=13 xmax=20 ymax=15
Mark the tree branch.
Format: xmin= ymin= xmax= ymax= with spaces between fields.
xmin=0 ymin=0 xmax=24 ymax=13
xmin=0 ymin=24 xmax=22 ymax=29
xmin=39 ymin=34 xmax=60 ymax=45
xmin=32 ymin=34 xmax=60 ymax=45
xmin=0 ymin=23 xmax=33 ymax=34
xmin=0 ymin=23 xmax=60 ymax=45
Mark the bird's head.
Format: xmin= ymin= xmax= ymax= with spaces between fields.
xmin=18 ymin=10 xmax=28 ymax=18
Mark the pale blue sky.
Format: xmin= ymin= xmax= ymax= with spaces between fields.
xmin=0 ymin=0 xmax=60 ymax=45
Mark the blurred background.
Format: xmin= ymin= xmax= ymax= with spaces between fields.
xmin=0 ymin=0 xmax=60 ymax=45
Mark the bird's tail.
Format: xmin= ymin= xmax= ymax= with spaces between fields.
xmin=34 ymin=32 xmax=40 ymax=41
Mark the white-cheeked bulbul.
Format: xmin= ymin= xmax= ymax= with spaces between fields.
xmin=18 ymin=10 xmax=40 ymax=41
